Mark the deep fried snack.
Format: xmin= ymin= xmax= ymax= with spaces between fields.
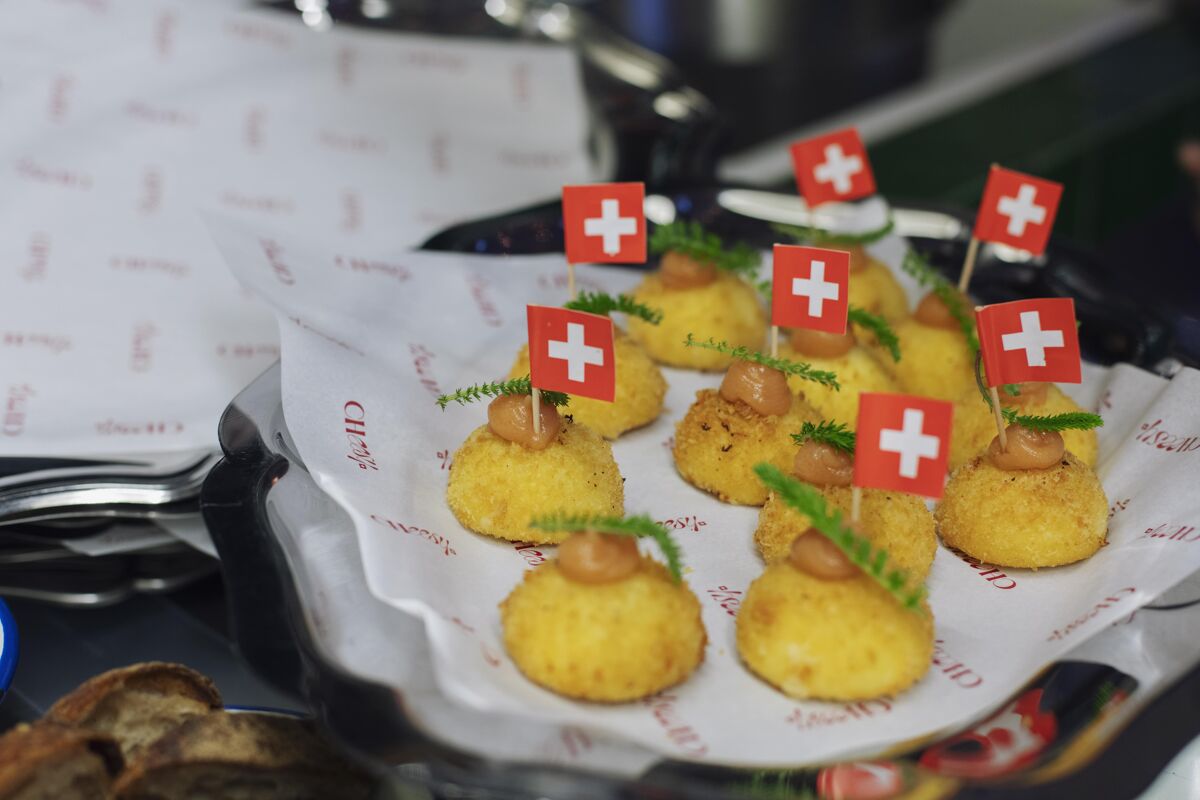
xmin=950 ymin=384 xmax=1097 ymax=471
xmin=779 ymin=341 xmax=899 ymax=427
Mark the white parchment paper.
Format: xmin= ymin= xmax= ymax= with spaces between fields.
xmin=209 ymin=211 xmax=1200 ymax=767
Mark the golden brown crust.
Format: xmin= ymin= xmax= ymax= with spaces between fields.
xmin=0 ymin=721 xmax=122 ymax=799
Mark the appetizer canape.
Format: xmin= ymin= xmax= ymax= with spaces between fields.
xmin=439 ymin=377 xmax=623 ymax=544
xmin=510 ymin=292 xmax=667 ymax=439
xmin=739 ymin=465 xmax=933 ymax=700
xmin=500 ymin=514 xmax=706 ymax=702
xmin=936 ymin=407 xmax=1106 ymax=568
xmin=628 ymin=221 xmax=767 ymax=371
xmin=754 ymin=421 xmax=936 ymax=582
xmin=673 ymin=337 xmax=832 ymax=505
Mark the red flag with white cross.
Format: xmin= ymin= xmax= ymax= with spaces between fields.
xmin=526 ymin=305 xmax=616 ymax=401
xmin=973 ymin=165 xmax=1063 ymax=255
xmin=561 ymin=182 xmax=646 ymax=264
xmin=789 ymin=127 xmax=876 ymax=207
xmin=976 ymin=298 xmax=1081 ymax=387
xmin=855 ymin=393 xmax=953 ymax=499
xmin=771 ymin=244 xmax=850 ymax=334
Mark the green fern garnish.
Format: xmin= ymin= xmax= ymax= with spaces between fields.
xmin=683 ymin=334 xmax=840 ymax=389
xmin=436 ymin=376 xmax=569 ymax=410
xmin=772 ymin=219 xmax=895 ymax=247
xmin=791 ymin=420 xmax=856 ymax=454
xmin=1002 ymin=383 xmax=1022 ymax=397
xmin=1001 ymin=408 xmax=1104 ymax=432
xmin=565 ymin=291 xmax=662 ymax=325
xmin=847 ymin=306 xmax=900 ymax=363
xmin=649 ymin=220 xmax=761 ymax=278
xmin=529 ymin=513 xmax=684 ymax=582
xmin=901 ymin=250 xmax=980 ymax=352
xmin=754 ymin=463 xmax=926 ymax=612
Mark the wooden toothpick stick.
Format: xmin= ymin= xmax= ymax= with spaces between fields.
xmin=989 ymin=385 xmax=1008 ymax=451
xmin=531 ymin=387 xmax=542 ymax=435
xmin=567 ymin=263 xmax=577 ymax=299
xmin=770 ymin=325 xmax=779 ymax=358
xmin=958 ymin=236 xmax=981 ymax=293
xmin=851 ymin=485 xmax=862 ymax=523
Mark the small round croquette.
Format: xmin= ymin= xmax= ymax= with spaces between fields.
xmin=446 ymin=421 xmax=623 ymax=544
xmin=871 ymin=319 xmax=975 ymax=402
xmin=500 ymin=560 xmax=706 ymax=702
xmin=935 ymin=452 xmax=1107 ymax=568
xmin=778 ymin=342 xmax=899 ymax=427
xmin=509 ymin=329 xmax=667 ymax=439
xmin=850 ymin=258 xmax=910 ymax=323
xmin=627 ymin=271 xmax=766 ymax=371
xmin=948 ymin=385 xmax=1098 ymax=471
xmin=737 ymin=564 xmax=933 ymax=700
xmin=755 ymin=487 xmax=936 ymax=583
xmin=673 ymin=390 xmax=820 ymax=506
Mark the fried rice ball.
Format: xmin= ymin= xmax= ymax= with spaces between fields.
xmin=778 ymin=341 xmax=900 ymax=427
xmin=737 ymin=563 xmax=933 ymax=700
xmin=849 ymin=251 xmax=910 ymax=323
xmin=627 ymin=271 xmax=766 ymax=371
xmin=935 ymin=452 xmax=1107 ymax=568
xmin=673 ymin=389 xmax=820 ymax=505
xmin=446 ymin=420 xmax=623 ymax=544
xmin=870 ymin=319 xmax=975 ymax=402
xmin=949 ymin=385 xmax=1098 ymax=471
xmin=500 ymin=559 xmax=706 ymax=702
xmin=755 ymin=487 xmax=936 ymax=583
xmin=509 ymin=328 xmax=667 ymax=439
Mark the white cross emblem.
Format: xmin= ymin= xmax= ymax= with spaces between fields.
xmin=791 ymin=260 xmax=840 ymax=317
xmin=583 ymin=198 xmax=637 ymax=256
xmin=813 ymin=143 xmax=863 ymax=195
xmin=879 ymin=408 xmax=940 ymax=479
xmin=547 ymin=322 xmax=604 ymax=382
xmin=996 ymin=184 xmax=1046 ymax=237
xmin=1001 ymin=310 xmax=1063 ymax=367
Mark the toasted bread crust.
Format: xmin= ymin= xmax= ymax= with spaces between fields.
xmin=0 ymin=721 xmax=123 ymax=798
xmin=45 ymin=662 xmax=222 ymax=726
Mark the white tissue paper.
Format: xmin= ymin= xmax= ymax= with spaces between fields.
xmin=207 ymin=205 xmax=1200 ymax=767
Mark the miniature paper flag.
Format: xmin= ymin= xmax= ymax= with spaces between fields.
xmin=789 ymin=127 xmax=876 ymax=207
xmin=561 ymin=182 xmax=646 ymax=264
xmin=771 ymin=244 xmax=850 ymax=334
xmin=855 ymin=393 xmax=953 ymax=499
xmin=976 ymin=298 xmax=1082 ymax=387
xmin=526 ymin=305 xmax=616 ymax=402
xmin=972 ymin=165 xmax=1063 ymax=255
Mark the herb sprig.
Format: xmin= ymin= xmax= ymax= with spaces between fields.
xmin=754 ymin=464 xmax=925 ymax=612
xmin=847 ymin=306 xmax=900 ymax=363
xmin=683 ymin=334 xmax=840 ymax=389
xmin=650 ymin=221 xmax=761 ymax=279
xmin=436 ymin=376 xmax=569 ymax=410
xmin=772 ymin=219 xmax=895 ymax=247
xmin=901 ymin=250 xmax=980 ymax=352
xmin=1000 ymin=408 xmax=1104 ymax=432
xmin=529 ymin=513 xmax=684 ymax=582
xmin=791 ymin=420 xmax=856 ymax=454
xmin=565 ymin=291 xmax=662 ymax=325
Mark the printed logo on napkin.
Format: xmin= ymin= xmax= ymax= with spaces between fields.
xmin=771 ymin=244 xmax=850 ymax=334
xmin=526 ymin=305 xmax=615 ymax=401
xmin=789 ymin=127 xmax=876 ymax=206
xmin=977 ymin=298 xmax=1082 ymax=387
xmin=561 ymin=183 xmax=646 ymax=264
xmin=854 ymin=393 xmax=953 ymax=499
xmin=973 ymin=166 xmax=1062 ymax=255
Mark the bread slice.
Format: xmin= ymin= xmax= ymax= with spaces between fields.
xmin=113 ymin=712 xmax=373 ymax=799
xmin=44 ymin=662 xmax=222 ymax=759
xmin=0 ymin=721 xmax=123 ymax=800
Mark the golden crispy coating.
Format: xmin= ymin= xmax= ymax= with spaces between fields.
xmin=673 ymin=389 xmax=820 ymax=505
xmin=446 ymin=421 xmax=623 ymax=544
xmin=936 ymin=452 xmax=1107 ymax=568
xmin=850 ymin=257 xmax=910 ymax=323
xmin=869 ymin=318 xmax=975 ymax=402
xmin=737 ymin=563 xmax=933 ymax=700
xmin=778 ymin=342 xmax=899 ymax=427
xmin=627 ymin=271 xmax=766 ymax=371
xmin=500 ymin=560 xmax=706 ymax=702
xmin=755 ymin=487 xmax=935 ymax=583
xmin=509 ymin=329 xmax=667 ymax=439
xmin=948 ymin=385 xmax=1098 ymax=471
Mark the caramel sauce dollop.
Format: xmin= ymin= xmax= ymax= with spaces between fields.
xmin=789 ymin=327 xmax=854 ymax=359
xmin=987 ymin=423 xmax=1065 ymax=471
xmin=660 ymin=251 xmax=717 ymax=289
xmin=557 ymin=530 xmax=641 ymax=584
xmin=487 ymin=394 xmax=561 ymax=451
xmin=788 ymin=527 xmax=859 ymax=580
xmin=719 ymin=360 xmax=792 ymax=416
xmin=914 ymin=290 xmax=966 ymax=331
xmin=793 ymin=441 xmax=855 ymax=487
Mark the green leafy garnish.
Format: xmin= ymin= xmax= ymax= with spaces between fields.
xmin=1002 ymin=383 xmax=1022 ymax=397
xmin=901 ymin=250 xmax=980 ymax=352
xmin=683 ymin=334 xmax=840 ymax=389
xmin=436 ymin=376 xmax=569 ymax=410
xmin=649 ymin=220 xmax=761 ymax=278
xmin=529 ymin=513 xmax=684 ymax=583
xmin=754 ymin=464 xmax=926 ymax=612
xmin=1001 ymin=408 xmax=1104 ymax=432
xmin=847 ymin=305 xmax=900 ymax=363
xmin=772 ymin=218 xmax=895 ymax=247
xmin=791 ymin=420 xmax=856 ymax=454
xmin=565 ymin=291 xmax=662 ymax=325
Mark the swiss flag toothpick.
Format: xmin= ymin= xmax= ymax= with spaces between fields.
xmin=789 ymin=127 xmax=876 ymax=207
xmin=771 ymin=244 xmax=850 ymax=334
xmin=561 ymin=182 xmax=646 ymax=265
xmin=855 ymin=393 xmax=953 ymax=499
xmin=527 ymin=305 xmax=616 ymax=402
xmin=973 ymin=166 xmax=1063 ymax=256
xmin=976 ymin=298 xmax=1081 ymax=387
